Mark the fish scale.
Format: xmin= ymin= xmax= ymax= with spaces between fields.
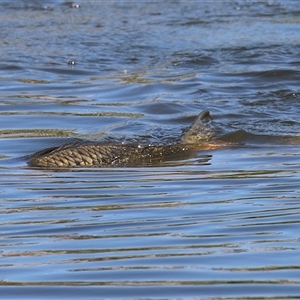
xmin=28 ymin=111 xmax=227 ymax=168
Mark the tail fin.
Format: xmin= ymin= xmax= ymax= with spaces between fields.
xmin=180 ymin=110 xmax=214 ymax=144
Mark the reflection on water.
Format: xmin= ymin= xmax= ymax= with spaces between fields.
xmin=1 ymin=0 xmax=300 ymax=299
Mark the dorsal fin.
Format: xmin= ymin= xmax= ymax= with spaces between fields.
xmin=180 ymin=110 xmax=213 ymax=144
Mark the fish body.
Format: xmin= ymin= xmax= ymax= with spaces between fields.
xmin=28 ymin=110 xmax=225 ymax=168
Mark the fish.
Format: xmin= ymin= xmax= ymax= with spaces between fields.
xmin=28 ymin=110 xmax=227 ymax=168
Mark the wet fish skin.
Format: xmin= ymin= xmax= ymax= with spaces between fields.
xmin=28 ymin=110 xmax=225 ymax=168
xmin=28 ymin=142 xmax=225 ymax=168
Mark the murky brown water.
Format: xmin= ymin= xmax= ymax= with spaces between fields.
xmin=1 ymin=1 xmax=300 ymax=299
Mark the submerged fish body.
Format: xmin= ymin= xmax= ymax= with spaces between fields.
xmin=28 ymin=110 xmax=225 ymax=168
xmin=28 ymin=141 xmax=225 ymax=168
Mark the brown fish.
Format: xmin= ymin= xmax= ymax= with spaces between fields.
xmin=28 ymin=110 xmax=227 ymax=168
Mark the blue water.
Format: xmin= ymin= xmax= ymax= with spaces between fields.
xmin=1 ymin=1 xmax=300 ymax=299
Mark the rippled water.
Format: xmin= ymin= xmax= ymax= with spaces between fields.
xmin=1 ymin=1 xmax=300 ymax=299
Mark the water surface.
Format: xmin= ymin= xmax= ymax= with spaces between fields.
xmin=1 ymin=1 xmax=300 ymax=299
